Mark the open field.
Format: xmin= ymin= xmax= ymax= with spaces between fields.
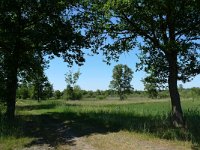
xmin=1 ymin=98 xmax=200 ymax=149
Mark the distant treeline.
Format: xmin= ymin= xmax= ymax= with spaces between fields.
xmin=15 ymin=84 xmax=200 ymax=101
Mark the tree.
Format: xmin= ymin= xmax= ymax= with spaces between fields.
xmin=32 ymin=77 xmax=53 ymax=101
xmin=0 ymin=1 xmax=88 ymax=120
xmin=54 ymin=90 xmax=62 ymax=99
xmin=64 ymin=70 xmax=82 ymax=100
xmin=65 ymin=70 xmax=81 ymax=88
xmin=178 ymin=84 xmax=184 ymax=91
xmin=42 ymin=81 xmax=53 ymax=100
xmin=17 ymin=82 xmax=30 ymax=99
xmin=82 ymin=0 xmax=200 ymax=127
xmin=0 ymin=52 xmax=6 ymax=102
xmin=143 ymin=77 xmax=158 ymax=99
xmin=17 ymin=54 xmax=53 ymax=101
xmin=191 ymin=87 xmax=200 ymax=101
xmin=142 ymin=70 xmax=166 ymax=99
xmin=31 ymin=70 xmax=51 ymax=101
xmin=109 ymin=64 xmax=133 ymax=100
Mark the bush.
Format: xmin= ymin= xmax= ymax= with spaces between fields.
xmin=83 ymin=91 xmax=95 ymax=98
xmin=54 ymin=90 xmax=62 ymax=99
xmin=96 ymin=95 xmax=107 ymax=100
xmin=62 ymin=85 xmax=82 ymax=100
xmin=158 ymin=90 xmax=169 ymax=99
xmin=191 ymin=87 xmax=200 ymax=101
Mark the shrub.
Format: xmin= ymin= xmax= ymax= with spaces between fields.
xmin=62 ymin=85 xmax=82 ymax=100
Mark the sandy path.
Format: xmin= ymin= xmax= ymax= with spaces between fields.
xmin=22 ymin=131 xmax=192 ymax=150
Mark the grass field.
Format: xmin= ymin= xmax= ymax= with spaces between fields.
xmin=0 ymin=98 xmax=200 ymax=149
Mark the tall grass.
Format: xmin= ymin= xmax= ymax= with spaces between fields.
xmin=59 ymin=100 xmax=200 ymax=143
xmin=0 ymin=104 xmax=23 ymax=139
xmin=63 ymin=99 xmax=199 ymax=144
xmin=1 ymin=98 xmax=200 ymax=148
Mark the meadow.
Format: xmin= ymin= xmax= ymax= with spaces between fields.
xmin=0 ymin=97 xmax=200 ymax=149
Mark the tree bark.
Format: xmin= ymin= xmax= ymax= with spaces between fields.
xmin=5 ymin=41 xmax=20 ymax=121
xmin=5 ymin=66 xmax=18 ymax=120
xmin=5 ymin=52 xmax=19 ymax=121
xmin=167 ymin=53 xmax=185 ymax=127
xmin=5 ymin=5 xmax=22 ymax=121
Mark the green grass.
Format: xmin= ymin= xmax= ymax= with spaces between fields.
xmin=1 ymin=98 xmax=200 ymax=149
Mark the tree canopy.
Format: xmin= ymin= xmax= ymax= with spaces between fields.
xmin=0 ymin=0 xmax=88 ymax=119
xmin=81 ymin=0 xmax=200 ymax=126
xmin=110 ymin=64 xmax=133 ymax=100
xmin=64 ymin=70 xmax=82 ymax=100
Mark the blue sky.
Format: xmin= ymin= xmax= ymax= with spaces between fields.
xmin=45 ymin=49 xmax=200 ymax=91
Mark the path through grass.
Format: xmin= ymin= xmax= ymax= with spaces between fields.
xmin=0 ymin=98 xmax=200 ymax=149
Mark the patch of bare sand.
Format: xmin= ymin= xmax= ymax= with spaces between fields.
xmin=22 ymin=130 xmax=193 ymax=150
xmin=59 ymin=131 xmax=192 ymax=150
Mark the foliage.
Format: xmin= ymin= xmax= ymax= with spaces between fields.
xmin=64 ymin=70 xmax=82 ymax=100
xmin=109 ymin=64 xmax=133 ymax=100
xmin=17 ymin=77 xmax=53 ymax=101
xmin=144 ymin=83 xmax=158 ymax=99
xmin=63 ymin=85 xmax=82 ymax=100
xmin=81 ymin=0 xmax=200 ymax=81
xmin=65 ymin=70 xmax=81 ymax=88
xmin=80 ymin=0 xmax=200 ymax=126
xmin=178 ymin=84 xmax=184 ymax=91
xmin=0 ymin=53 xmax=6 ymax=102
xmin=0 ymin=0 xmax=89 ymax=119
xmin=17 ymin=83 xmax=30 ymax=99
xmin=143 ymin=75 xmax=159 ymax=99
xmin=54 ymin=90 xmax=62 ymax=99
xmin=31 ymin=77 xmax=53 ymax=101
xmin=82 ymin=90 xmax=95 ymax=98
xmin=191 ymin=87 xmax=200 ymax=101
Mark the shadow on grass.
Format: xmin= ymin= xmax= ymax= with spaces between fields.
xmin=16 ymin=103 xmax=57 ymax=111
xmin=1 ymin=103 xmax=200 ymax=149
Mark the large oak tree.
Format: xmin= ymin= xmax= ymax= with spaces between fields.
xmin=81 ymin=0 xmax=200 ymax=126
xmin=0 ymin=0 xmax=88 ymax=120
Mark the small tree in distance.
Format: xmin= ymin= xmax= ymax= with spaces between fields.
xmin=54 ymin=90 xmax=62 ymax=99
xmin=109 ymin=64 xmax=133 ymax=100
xmin=64 ymin=70 xmax=82 ymax=100
xmin=65 ymin=70 xmax=81 ymax=88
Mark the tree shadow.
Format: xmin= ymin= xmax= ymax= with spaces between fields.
xmin=7 ymin=102 xmax=199 ymax=149
xmin=16 ymin=103 xmax=81 ymax=111
xmin=185 ymin=110 xmax=200 ymax=146
xmin=17 ymin=103 xmax=57 ymax=111
xmin=14 ymin=110 xmax=199 ymax=149
xmin=19 ymin=112 xmax=115 ymax=148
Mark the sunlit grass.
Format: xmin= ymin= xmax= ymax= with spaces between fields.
xmin=0 ymin=98 xmax=200 ymax=149
xmin=0 ymin=137 xmax=33 ymax=150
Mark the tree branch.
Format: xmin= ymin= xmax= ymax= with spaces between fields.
xmin=119 ymin=12 xmax=161 ymax=49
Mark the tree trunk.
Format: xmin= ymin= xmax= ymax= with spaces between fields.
xmin=5 ymin=51 xmax=19 ymax=121
xmin=167 ymin=53 xmax=185 ymax=127
xmin=4 ymin=4 xmax=21 ymax=121
xmin=5 ymin=67 xmax=18 ymax=121
xmin=5 ymin=42 xmax=20 ymax=121
xmin=37 ymin=82 xmax=40 ymax=102
xmin=119 ymin=88 xmax=123 ymax=100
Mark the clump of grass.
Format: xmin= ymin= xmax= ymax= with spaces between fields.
xmin=0 ymin=102 xmax=25 ymax=138
xmin=0 ymin=115 xmax=23 ymax=138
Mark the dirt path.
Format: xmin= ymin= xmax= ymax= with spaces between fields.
xmin=22 ymin=131 xmax=192 ymax=150
xmin=18 ymin=111 xmax=194 ymax=150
